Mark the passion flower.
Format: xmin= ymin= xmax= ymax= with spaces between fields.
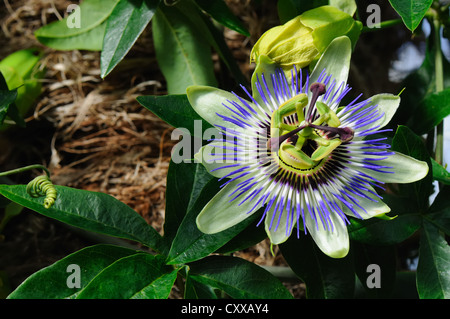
xmin=188 ymin=37 xmax=428 ymax=258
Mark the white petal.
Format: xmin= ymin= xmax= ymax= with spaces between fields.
xmin=187 ymin=85 xmax=262 ymax=130
xmin=309 ymin=36 xmax=352 ymax=91
xmin=368 ymin=94 xmax=400 ymax=129
xmin=196 ymin=174 xmax=263 ymax=234
xmin=194 ymin=142 xmax=246 ymax=179
xmin=345 ymin=94 xmax=400 ymax=131
xmin=339 ymin=184 xmax=391 ymax=220
xmin=264 ymin=193 xmax=295 ymax=245
xmin=250 ymin=55 xmax=280 ymax=111
xmin=357 ymin=152 xmax=429 ymax=184
xmin=304 ymin=205 xmax=350 ymax=258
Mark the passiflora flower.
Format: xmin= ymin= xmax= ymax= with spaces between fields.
xmin=250 ymin=5 xmax=362 ymax=72
xmin=187 ymin=37 xmax=428 ymax=258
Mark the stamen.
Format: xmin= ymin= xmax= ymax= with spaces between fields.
xmin=267 ymin=125 xmax=306 ymax=151
xmin=307 ymin=83 xmax=327 ymax=122
xmin=308 ymin=124 xmax=354 ymax=142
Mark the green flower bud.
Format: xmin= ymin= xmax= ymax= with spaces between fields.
xmin=250 ymin=5 xmax=362 ymax=70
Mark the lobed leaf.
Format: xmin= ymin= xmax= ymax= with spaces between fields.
xmin=34 ymin=0 xmax=120 ymax=51
xmin=426 ymin=186 xmax=450 ymax=235
xmin=188 ymin=255 xmax=293 ymax=299
xmin=184 ymin=274 xmax=218 ymax=299
xmin=0 ymin=87 xmax=18 ymax=125
xmin=417 ymin=220 xmax=450 ymax=299
xmin=152 ymin=5 xmax=217 ymax=94
xmin=388 ymin=0 xmax=433 ymax=32
xmin=8 ymin=244 xmax=139 ymax=299
xmin=277 ymin=0 xmax=327 ymax=24
xmin=352 ymin=242 xmax=397 ymax=298
xmin=163 ymin=160 xmax=214 ymax=245
xmin=101 ymin=0 xmax=159 ymax=78
xmin=407 ymin=89 xmax=450 ymax=135
xmin=165 ymin=177 xmax=263 ymax=265
xmin=280 ymin=234 xmax=355 ymax=299
xmin=194 ymin=0 xmax=249 ymax=36
xmin=392 ymin=125 xmax=432 ymax=212
xmin=0 ymin=184 xmax=165 ymax=253
xmin=76 ymin=253 xmax=177 ymax=299
xmin=348 ymin=193 xmax=422 ymax=245
xmin=431 ymin=159 xmax=450 ymax=185
xmin=136 ymin=94 xmax=213 ymax=137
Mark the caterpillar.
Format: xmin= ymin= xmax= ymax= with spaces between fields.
xmin=26 ymin=175 xmax=57 ymax=209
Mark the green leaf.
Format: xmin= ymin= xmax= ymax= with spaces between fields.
xmin=0 ymin=202 xmax=24 ymax=234
xmin=100 ymin=0 xmax=159 ymax=78
xmin=0 ymin=87 xmax=18 ymax=125
xmin=0 ymin=49 xmax=42 ymax=85
xmin=188 ymin=255 xmax=293 ymax=299
xmin=391 ymin=271 xmax=419 ymax=298
xmin=280 ymin=234 xmax=355 ymax=299
xmin=329 ymin=0 xmax=357 ymax=16
xmin=352 ymin=242 xmax=397 ymax=298
xmin=251 ymin=55 xmax=279 ymax=106
xmin=431 ymin=158 xmax=450 ymax=185
xmin=417 ymin=220 xmax=450 ymax=299
xmin=0 ymin=49 xmax=43 ymax=128
xmin=76 ymin=253 xmax=177 ymax=299
xmin=152 ymin=5 xmax=217 ymax=94
xmin=8 ymin=244 xmax=139 ymax=299
xmin=0 ymin=184 xmax=165 ymax=253
xmin=426 ymin=186 xmax=450 ymax=235
xmin=392 ymin=125 xmax=432 ymax=212
xmin=395 ymin=42 xmax=450 ymax=126
xmin=175 ymin=0 xmax=248 ymax=85
xmin=407 ymin=89 xmax=450 ymax=135
xmin=166 ymin=178 xmax=262 ymax=265
xmin=388 ymin=0 xmax=433 ymax=32
xmin=309 ymin=35 xmax=352 ymax=90
xmin=37 ymin=22 xmax=107 ymax=51
xmin=194 ymin=0 xmax=249 ymax=36
xmin=136 ymin=94 xmax=213 ymax=137
xmin=215 ymin=217 xmax=267 ymax=254
xmin=277 ymin=0 xmax=327 ymax=24
xmin=131 ymin=268 xmax=179 ymax=299
xmin=163 ymin=160 xmax=214 ymax=244
xmin=184 ymin=274 xmax=218 ymax=299
xmin=348 ymin=193 xmax=421 ymax=245
xmin=35 ymin=0 xmax=120 ymax=51
xmin=36 ymin=0 xmax=119 ymax=38
xmin=186 ymin=85 xmax=254 ymax=132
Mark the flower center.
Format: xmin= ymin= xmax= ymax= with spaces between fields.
xmin=267 ymin=83 xmax=354 ymax=173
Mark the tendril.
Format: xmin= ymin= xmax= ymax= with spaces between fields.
xmin=0 ymin=164 xmax=57 ymax=209
xmin=26 ymin=175 xmax=57 ymax=209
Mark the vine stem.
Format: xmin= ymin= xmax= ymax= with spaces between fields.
xmin=0 ymin=164 xmax=51 ymax=178
xmin=362 ymin=19 xmax=403 ymax=33
xmin=433 ymin=13 xmax=444 ymax=167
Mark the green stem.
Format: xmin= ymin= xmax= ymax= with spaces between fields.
xmin=433 ymin=14 xmax=445 ymax=166
xmin=0 ymin=164 xmax=51 ymax=178
xmin=362 ymin=19 xmax=403 ymax=33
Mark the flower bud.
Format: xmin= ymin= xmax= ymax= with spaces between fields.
xmin=250 ymin=5 xmax=362 ymax=70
